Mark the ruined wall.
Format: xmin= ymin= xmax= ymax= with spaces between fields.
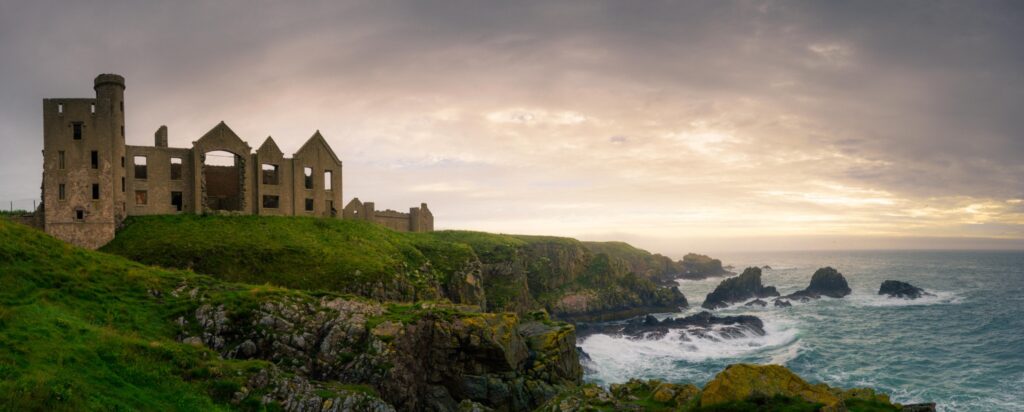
xmin=39 ymin=74 xmax=436 ymax=249
xmin=125 ymin=145 xmax=193 ymax=215
xmin=290 ymin=132 xmax=343 ymax=218
xmin=254 ymin=137 xmax=294 ymax=215
xmin=343 ymin=198 xmax=434 ymax=232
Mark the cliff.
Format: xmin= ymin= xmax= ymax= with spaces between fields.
xmin=0 ymin=219 xmax=927 ymax=411
xmin=102 ymin=216 xmax=689 ymax=322
xmin=0 ymin=218 xmax=578 ymax=411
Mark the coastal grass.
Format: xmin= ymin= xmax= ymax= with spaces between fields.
xmin=102 ymin=215 xmax=686 ymax=317
xmin=102 ymin=215 xmax=477 ymax=298
xmin=0 ymin=219 xmax=274 ymax=411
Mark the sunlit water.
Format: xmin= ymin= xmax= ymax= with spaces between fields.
xmin=578 ymin=250 xmax=1024 ymax=411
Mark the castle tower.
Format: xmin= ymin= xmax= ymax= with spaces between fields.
xmin=41 ymin=74 xmax=127 ymax=249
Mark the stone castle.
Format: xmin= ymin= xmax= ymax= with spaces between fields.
xmin=40 ymin=74 xmax=432 ymax=249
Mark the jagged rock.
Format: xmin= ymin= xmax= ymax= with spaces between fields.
xmin=901 ymin=403 xmax=937 ymax=411
xmin=773 ymin=299 xmax=792 ymax=308
xmin=245 ymin=366 xmax=396 ymax=412
xmin=784 ymin=267 xmax=851 ymax=301
xmin=700 ymin=364 xmax=841 ymax=409
xmin=879 ymin=280 xmax=932 ymax=299
xmin=762 ymin=265 xmax=772 ymax=270
xmin=744 ymin=299 xmax=767 ymax=307
xmin=176 ymin=286 xmax=580 ymax=412
xmin=701 ymin=267 xmax=780 ymax=309
xmin=576 ymin=311 xmax=764 ymax=340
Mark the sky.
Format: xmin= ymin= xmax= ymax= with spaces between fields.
xmin=1 ymin=1 xmax=1023 ymax=255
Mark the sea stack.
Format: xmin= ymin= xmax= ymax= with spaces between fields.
xmin=701 ymin=267 xmax=780 ymax=309
xmin=785 ymin=267 xmax=852 ymax=301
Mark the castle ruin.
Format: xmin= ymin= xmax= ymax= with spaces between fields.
xmin=40 ymin=74 xmax=433 ymax=249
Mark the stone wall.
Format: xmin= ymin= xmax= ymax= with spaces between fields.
xmin=343 ymin=198 xmax=434 ymax=233
xmin=38 ymin=74 xmax=433 ymax=249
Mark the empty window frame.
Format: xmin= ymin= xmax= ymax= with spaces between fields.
xmin=170 ymin=157 xmax=183 ymax=180
xmin=263 ymin=195 xmax=280 ymax=209
xmin=135 ymin=190 xmax=147 ymax=205
xmin=90 ymin=103 xmax=96 ymax=114
xmin=121 ymin=177 xmax=125 ymax=192
xmin=324 ymin=170 xmax=332 ymax=191
xmin=92 ymin=183 xmax=100 ymax=200
xmin=326 ymin=200 xmax=335 ymax=216
xmin=72 ymin=122 xmax=83 ymax=140
xmin=58 ymin=103 xmax=64 ymax=114
xmin=171 ymin=191 xmax=183 ymax=212
xmin=121 ymin=125 xmax=125 ymax=137
xmin=75 ymin=209 xmax=84 ymax=221
xmin=303 ymin=167 xmax=313 ymax=189
xmin=261 ymin=164 xmax=279 ymax=185
xmin=91 ymin=151 xmax=99 ymax=169
xmin=58 ymin=151 xmax=65 ymax=169
xmin=305 ymin=198 xmax=314 ymax=211
xmin=58 ymin=183 xmax=65 ymax=200
xmin=134 ymin=156 xmax=147 ymax=179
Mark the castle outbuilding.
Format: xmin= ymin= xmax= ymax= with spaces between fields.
xmin=40 ymin=74 xmax=433 ymax=249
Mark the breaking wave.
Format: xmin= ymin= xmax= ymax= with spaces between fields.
xmin=579 ymin=313 xmax=800 ymax=384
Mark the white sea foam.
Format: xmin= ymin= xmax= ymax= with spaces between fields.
xmin=846 ymin=290 xmax=963 ymax=307
xmin=579 ymin=314 xmax=800 ymax=383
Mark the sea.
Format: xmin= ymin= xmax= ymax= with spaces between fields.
xmin=578 ymin=250 xmax=1024 ymax=411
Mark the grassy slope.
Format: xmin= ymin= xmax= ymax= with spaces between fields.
xmin=104 ymin=216 xmax=685 ymax=318
xmin=0 ymin=218 xmax=272 ymax=411
xmin=102 ymin=215 xmax=476 ymax=300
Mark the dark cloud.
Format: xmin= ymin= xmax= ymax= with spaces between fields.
xmin=1 ymin=1 xmax=1022 ymax=248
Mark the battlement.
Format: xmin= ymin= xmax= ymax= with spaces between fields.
xmin=343 ymin=198 xmax=433 ymax=233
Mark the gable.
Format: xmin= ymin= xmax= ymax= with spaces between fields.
xmin=193 ymin=121 xmax=251 ymax=156
xmin=295 ymin=131 xmax=342 ymax=165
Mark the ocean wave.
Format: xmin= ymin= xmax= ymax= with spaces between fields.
xmin=579 ymin=314 xmax=800 ymax=383
xmin=846 ymin=290 xmax=963 ymax=307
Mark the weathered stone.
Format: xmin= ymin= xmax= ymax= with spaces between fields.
xmin=879 ymin=280 xmax=931 ymax=299
xmin=701 ymin=267 xmax=780 ymax=309
xmin=700 ymin=364 xmax=841 ymax=409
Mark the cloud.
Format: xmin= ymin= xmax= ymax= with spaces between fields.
xmin=0 ymin=1 xmax=1022 ymax=252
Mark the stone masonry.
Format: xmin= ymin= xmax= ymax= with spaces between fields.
xmin=40 ymin=74 xmax=433 ymax=249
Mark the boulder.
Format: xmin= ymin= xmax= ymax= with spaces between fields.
xmin=700 ymin=364 xmax=841 ymax=409
xmin=773 ymin=299 xmax=792 ymax=308
xmin=784 ymin=267 xmax=851 ymax=301
xmin=701 ymin=267 xmax=780 ymax=309
xmin=576 ymin=311 xmax=765 ymax=340
xmin=744 ymin=299 xmax=768 ymax=307
xmin=879 ymin=280 xmax=931 ymax=299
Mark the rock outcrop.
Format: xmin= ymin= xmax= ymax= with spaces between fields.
xmin=538 ymin=364 xmax=904 ymax=412
xmin=701 ymin=364 xmax=895 ymax=412
xmin=575 ymin=311 xmax=765 ymax=340
xmin=879 ymin=280 xmax=932 ymax=299
xmin=701 ymin=267 xmax=780 ymax=309
xmin=176 ymin=283 xmax=581 ymax=412
xmin=785 ymin=267 xmax=851 ymax=301
xmin=744 ymin=298 xmax=768 ymax=307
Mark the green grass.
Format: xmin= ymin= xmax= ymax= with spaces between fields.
xmin=102 ymin=216 xmax=685 ymax=317
xmin=102 ymin=215 xmax=477 ymax=301
xmin=0 ymin=218 xmax=325 ymax=411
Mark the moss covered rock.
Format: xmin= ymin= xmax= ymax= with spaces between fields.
xmin=700 ymin=364 xmax=840 ymax=409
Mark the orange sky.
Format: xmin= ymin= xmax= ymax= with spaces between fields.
xmin=1 ymin=1 xmax=1022 ymax=254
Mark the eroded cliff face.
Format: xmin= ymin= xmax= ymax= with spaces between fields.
xmin=473 ymin=240 xmax=688 ymax=322
xmin=173 ymin=279 xmax=580 ymax=412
